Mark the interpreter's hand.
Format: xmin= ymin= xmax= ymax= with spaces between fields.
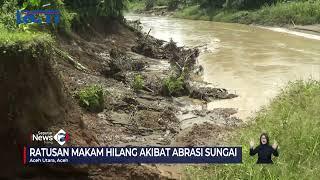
xmin=272 ymin=140 xmax=278 ymax=150
xmin=250 ymin=140 xmax=254 ymax=148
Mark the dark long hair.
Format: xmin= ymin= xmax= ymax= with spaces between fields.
xmin=260 ymin=133 xmax=269 ymax=145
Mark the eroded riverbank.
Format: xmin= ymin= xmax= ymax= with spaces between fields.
xmin=57 ymin=19 xmax=240 ymax=179
xmin=126 ymin=14 xmax=320 ymax=120
xmin=4 ymin=12 xmax=320 ymax=179
xmin=1 ymin=15 xmax=241 ymax=178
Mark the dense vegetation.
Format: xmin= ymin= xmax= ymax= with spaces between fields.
xmin=128 ymin=0 xmax=320 ymax=25
xmin=0 ymin=0 xmax=127 ymax=45
xmin=64 ymin=0 xmax=126 ymax=18
xmin=186 ymin=80 xmax=320 ymax=179
xmin=176 ymin=0 xmax=320 ymax=25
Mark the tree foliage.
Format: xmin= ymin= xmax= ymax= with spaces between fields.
xmin=0 ymin=0 xmax=18 ymax=30
xmin=194 ymin=0 xmax=277 ymax=10
xmin=145 ymin=0 xmax=156 ymax=10
xmin=65 ymin=0 xmax=126 ymax=18
xmin=0 ymin=0 xmax=127 ymax=32
xmin=227 ymin=0 xmax=277 ymax=10
xmin=199 ymin=0 xmax=225 ymax=9
xmin=129 ymin=0 xmax=312 ymax=11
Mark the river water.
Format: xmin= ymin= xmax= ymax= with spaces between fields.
xmin=126 ymin=14 xmax=320 ymax=120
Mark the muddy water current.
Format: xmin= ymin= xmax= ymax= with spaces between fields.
xmin=126 ymin=14 xmax=320 ymax=120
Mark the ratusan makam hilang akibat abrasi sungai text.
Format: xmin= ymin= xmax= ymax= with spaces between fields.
xmin=30 ymin=147 xmax=238 ymax=157
xmin=25 ymin=147 xmax=242 ymax=164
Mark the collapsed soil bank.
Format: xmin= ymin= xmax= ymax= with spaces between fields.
xmin=0 ymin=42 xmax=67 ymax=177
xmin=0 ymin=18 xmax=241 ymax=179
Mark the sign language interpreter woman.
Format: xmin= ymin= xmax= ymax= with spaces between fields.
xmin=249 ymin=133 xmax=279 ymax=164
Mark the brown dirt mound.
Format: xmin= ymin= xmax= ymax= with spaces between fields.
xmin=132 ymin=109 xmax=180 ymax=133
xmin=174 ymin=123 xmax=234 ymax=146
xmin=0 ymin=45 xmax=85 ymax=177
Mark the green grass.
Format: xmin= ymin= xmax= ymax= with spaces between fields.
xmin=175 ymin=1 xmax=320 ymax=25
xmin=132 ymin=74 xmax=145 ymax=91
xmin=174 ymin=5 xmax=214 ymax=21
xmin=186 ymin=80 xmax=320 ymax=179
xmin=0 ymin=23 xmax=55 ymax=59
xmin=76 ymin=85 xmax=106 ymax=113
xmin=254 ymin=1 xmax=320 ymax=25
xmin=0 ymin=23 xmax=52 ymax=46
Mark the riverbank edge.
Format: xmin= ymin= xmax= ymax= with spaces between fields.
xmin=124 ymin=12 xmax=320 ymax=179
xmin=127 ymin=10 xmax=320 ymax=40
xmin=127 ymin=1 xmax=320 ymax=37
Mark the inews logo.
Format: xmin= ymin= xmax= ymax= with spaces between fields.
xmin=31 ymin=129 xmax=69 ymax=146
xmin=16 ymin=3 xmax=60 ymax=25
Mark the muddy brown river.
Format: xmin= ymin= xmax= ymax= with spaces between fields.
xmin=126 ymin=14 xmax=320 ymax=120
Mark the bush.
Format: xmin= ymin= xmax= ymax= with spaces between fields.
xmin=168 ymin=0 xmax=180 ymax=11
xmin=0 ymin=0 xmax=18 ymax=31
xmin=145 ymin=0 xmax=156 ymax=10
xmin=0 ymin=0 xmax=76 ymax=33
xmin=255 ymin=0 xmax=320 ymax=25
xmin=162 ymin=75 xmax=185 ymax=96
xmin=76 ymin=85 xmax=105 ymax=112
xmin=199 ymin=0 xmax=225 ymax=9
xmin=227 ymin=0 xmax=276 ymax=10
xmin=133 ymin=74 xmax=145 ymax=91
xmin=157 ymin=0 xmax=169 ymax=6
xmin=65 ymin=0 xmax=126 ymax=18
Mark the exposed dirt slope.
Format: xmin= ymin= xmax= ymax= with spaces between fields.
xmin=0 ymin=43 xmax=70 ymax=177
xmin=0 ymin=17 xmax=241 ymax=179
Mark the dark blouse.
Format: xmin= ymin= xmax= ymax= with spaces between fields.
xmin=250 ymin=144 xmax=279 ymax=164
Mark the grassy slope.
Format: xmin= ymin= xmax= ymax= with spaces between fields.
xmin=175 ymin=1 xmax=320 ymax=25
xmin=0 ymin=23 xmax=52 ymax=48
xmin=186 ymin=80 xmax=320 ymax=179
